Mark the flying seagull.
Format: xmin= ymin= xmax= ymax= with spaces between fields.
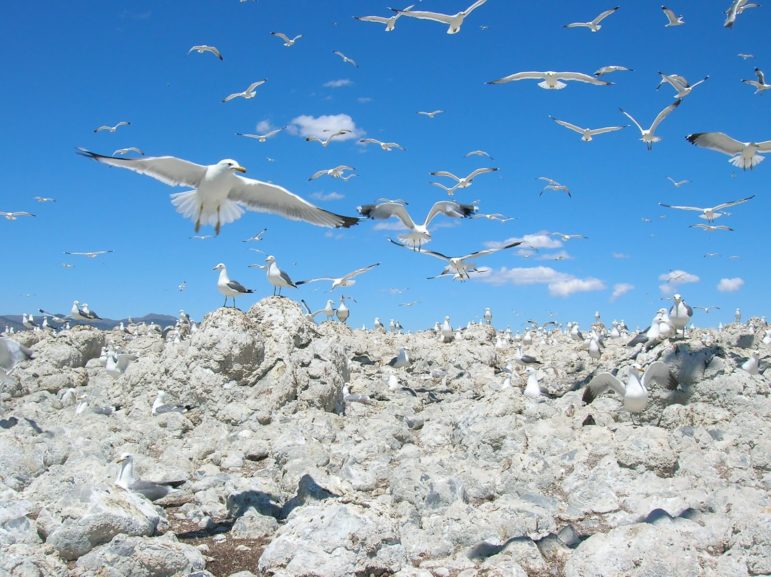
xmin=213 ymin=263 xmax=253 ymax=308
xmin=417 ymin=110 xmax=445 ymax=119
xmin=737 ymin=53 xmax=754 ymax=60
xmin=359 ymin=138 xmax=406 ymax=151
xmin=666 ymin=176 xmax=689 ymax=188
xmin=113 ymin=147 xmax=144 ymax=156
xmin=550 ymin=231 xmax=587 ymax=241
xmin=241 ymin=228 xmax=268 ymax=242
xmin=94 ymin=121 xmax=130 ymax=133
xmin=593 ymin=65 xmax=632 ymax=77
xmin=333 ymin=50 xmax=358 ymax=68
xmin=271 ymin=32 xmax=302 ymax=47
xmin=0 ymin=211 xmax=35 ymax=220
xmin=464 ymin=150 xmax=494 ymax=159
xmin=657 ymin=72 xmax=709 ymax=98
xmin=548 ymin=115 xmax=626 ymax=142
xmin=487 ymin=70 xmax=610 ymax=90
xmin=564 ymin=7 xmax=620 ymax=32
xmin=661 ymin=5 xmax=685 ymax=26
xmin=685 ymin=132 xmax=771 ymax=169
xmin=658 ymin=195 xmax=755 ymax=222
xmin=34 ymin=196 xmax=55 ymax=203
xmin=236 ymin=127 xmax=284 ymax=142
xmin=725 ymin=0 xmax=760 ymax=28
xmin=431 ymin=167 xmax=497 ymax=189
xmin=308 ymin=165 xmax=355 ymax=180
xmin=64 ymin=250 xmax=113 ymax=258
xmin=538 ymin=177 xmax=571 ymax=198
xmin=619 ymin=99 xmax=681 ymax=150
xmin=223 ymin=80 xmax=267 ymax=102
xmin=690 ymin=223 xmax=734 ymax=232
xmin=742 ymin=67 xmax=771 ymax=94
xmin=431 ymin=182 xmax=460 ymax=196
xmin=78 ymin=149 xmax=359 ymax=234
xmin=354 ymin=5 xmax=415 ymax=31
xmin=305 ymin=129 xmax=351 ymax=147
xmin=296 ymin=263 xmax=380 ymax=290
xmin=392 ymin=0 xmax=488 ymax=35
xmin=188 ymin=45 xmax=223 ymax=60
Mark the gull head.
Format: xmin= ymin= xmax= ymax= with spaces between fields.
xmin=115 ymin=453 xmax=133 ymax=464
xmin=213 ymin=263 xmax=226 ymax=271
xmin=673 ymin=293 xmax=682 ymax=303
xmin=218 ymin=159 xmax=247 ymax=173
xmin=264 ymin=255 xmax=276 ymax=264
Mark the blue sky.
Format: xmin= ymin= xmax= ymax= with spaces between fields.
xmin=1 ymin=1 xmax=768 ymax=331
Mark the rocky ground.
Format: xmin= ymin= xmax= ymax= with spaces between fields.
xmin=1 ymin=297 xmax=769 ymax=577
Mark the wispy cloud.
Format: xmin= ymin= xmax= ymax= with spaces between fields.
xmin=287 ymin=113 xmax=363 ymax=141
xmin=311 ymin=191 xmax=344 ymax=201
xmin=717 ymin=277 xmax=744 ymax=292
xmin=658 ymin=269 xmax=699 ymax=295
xmin=255 ymin=119 xmax=273 ymax=133
xmin=610 ymin=283 xmax=634 ymax=302
xmin=476 ymin=266 xmax=605 ymax=297
xmin=549 ymin=277 xmax=605 ymax=297
xmin=357 ymin=97 xmax=373 ymax=104
xmin=612 ymin=252 xmax=630 ymax=259
xmin=486 ymin=231 xmax=562 ymax=251
xmin=324 ymin=79 xmax=353 ymax=88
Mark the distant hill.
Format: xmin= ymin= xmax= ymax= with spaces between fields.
xmin=0 ymin=312 xmax=178 ymax=332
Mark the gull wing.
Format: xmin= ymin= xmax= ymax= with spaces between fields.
xmin=389 ymin=238 xmax=452 ymax=261
xmin=272 ymin=32 xmax=291 ymax=42
xmin=360 ymin=138 xmax=382 ymax=145
xmin=661 ymin=6 xmax=678 ymax=23
xmin=229 ymin=176 xmax=359 ymax=228
xmin=557 ymin=72 xmax=610 ymax=85
xmin=77 ymin=149 xmax=206 ymax=187
xmin=245 ymin=79 xmax=267 ymax=92
xmin=593 ymin=6 xmax=620 ymax=24
xmin=686 ymin=132 xmax=746 ymax=156
xmin=658 ymin=202 xmax=702 ymax=212
xmin=619 ymin=108 xmax=644 ymax=133
xmin=431 ymin=170 xmax=461 ymax=181
xmin=463 ymin=0 xmax=488 ymax=16
xmin=226 ymin=280 xmax=251 ymax=294
xmin=295 ymin=277 xmax=335 ymax=285
xmin=649 ymin=99 xmax=681 ymax=132
xmin=465 ymin=150 xmax=492 ymax=158
xmin=355 ymin=15 xmax=390 ymax=24
xmin=756 ymin=140 xmax=771 ymax=151
xmin=358 ymin=201 xmax=417 ymax=229
xmin=466 ymin=167 xmax=498 ymax=180
xmin=538 ymin=176 xmax=560 ymax=186
xmin=432 ymin=182 xmax=458 ymax=193
xmin=487 ymin=71 xmax=546 ymax=84
xmin=424 ymin=200 xmax=476 ymax=227
xmin=583 ymin=372 xmax=626 ymax=403
xmin=344 ymin=262 xmax=381 ymax=279
xmin=397 ymin=9 xmax=454 ymax=24
xmin=756 ymin=67 xmax=766 ymax=84
xmin=712 ymin=195 xmax=755 ymax=211
xmin=462 ymin=240 xmax=523 ymax=259
xmin=642 ymin=361 xmax=677 ymax=390
xmin=308 ymin=169 xmax=328 ymax=181
xmin=549 ymin=116 xmax=585 ymax=134
xmin=590 ymin=125 xmax=626 ymax=135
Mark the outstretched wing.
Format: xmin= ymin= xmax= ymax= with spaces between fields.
xmin=344 ymin=262 xmax=380 ymax=279
xmin=77 ymin=149 xmax=206 ymax=187
xmin=583 ymin=372 xmax=626 ymax=403
xmin=649 ymin=99 xmax=681 ymax=132
xmin=713 ymin=195 xmax=755 ymax=211
xmin=686 ymin=132 xmax=746 ymax=156
xmin=358 ymin=201 xmax=417 ymax=229
xmin=424 ymin=200 xmax=476 ymax=227
xmin=487 ymin=71 xmax=546 ymax=84
xmin=642 ymin=361 xmax=677 ymax=390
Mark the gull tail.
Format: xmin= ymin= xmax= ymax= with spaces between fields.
xmin=728 ymin=154 xmax=764 ymax=170
xmin=539 ymin=80 xmax=567 ymax=90
xmin=170 ymin=191 xmax=245 ymax=228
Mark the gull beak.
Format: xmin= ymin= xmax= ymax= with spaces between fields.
xmin=234 ymin=165 xmax=247 ymax=174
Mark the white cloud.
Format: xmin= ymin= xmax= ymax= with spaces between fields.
xmin=549 ymin=277 xmax=606 ymax=297
xmin=324 ymin=79 xmax=353 ymax=88
xmin=612 ymin=252 xmax=630 ymax=259
xmin=485 ymin=231 xmax=562 ymax=251
xmin=255 ymin=119 xmax=273 ymax=133
xmin=287 ymin=114 xmax=363 ymax=141
xmin=717 ymin=277 xmax=744 ymax=292
xmin=610 ymin=283 xmax=634 ymax=302
xmin=658 ymin=269 xmax=700 ymax=295
xmin=311 ymin=191 xmax=344 ymax=201
xmin=357 ymin=96 xmax=373 ymax=104
xmin=476 ymin=266 xmax=605 ymax=297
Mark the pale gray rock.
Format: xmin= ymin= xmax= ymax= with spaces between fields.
xmin=0 ymin=543 xmax=70 ymax=577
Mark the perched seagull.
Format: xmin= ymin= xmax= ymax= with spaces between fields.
xmin=657 ymin=73 xmax=709 ymax=99
xmin=550 ymin=231 xmax=587 ymax=241
xmin=115 ymin=454 xmax=184 ymax=502
xmin=685 ymin=132 xmax=771 ymax=169
xmin=336 ymin=296 xmax=350 ymax=323
xmin=430 ymin=167 xmax=497 ymax=189
xmin=513 ymin=346 xmax=541 ymax=369
xmin=308 ymin=165 xmax=355 ymax=181
xmin=619 ymin=99 xmax=681 ymax=150
xmin=188 ymin=44 xmax=223 ymax=60
xmin=296 ymin=263 xmax=380 ymax=291
xmin=725 ymin=0 xmax=760 ymax=28
xmin=658 ymin=195 xmax=755 ymax=222
xmin=78 ymin=149 xmax=359 ymax=234
xmin=465 ymin=150 xmax=494 ymax=159
xmin=236 ymin=127 xmax=284 ymax=142
xmin=593 ymin=65 xmax=632 ymax=77
xmin=583 ymin=362 xmax=674 ymax=413
xmin=354 ymin=5 xmax=414 ymax=32
xmin=742 ymin=68 xmax=771 ymax=94
xmin=241 ymin=228 xmax=268 ymax=242
xmin=548 ymin=115 xmax=626 ymax=142
xmin=264 ymin=255 xmax=297 ymax=296
xmin=358 ymin=199 xmax=477 ymax=249
xmin=392 ymin=0 xmax=488 ymax=35
xmin=64 ymin=250 xmax=113 ymax=258
xmin=669 ymin=293 xmax=693 ymax=336
xmin=152 ymin=391 xmax=189 ymax=416
xmin=388 ymin=347 xmax=410 ymax=368
xmin=70 ymin=300 xmax=101 ymax=321
xmin=94 ymin=121 xmax=130 ymax=133
xmin=538 ymin=177 xmax=571 ymax=198
xmin=564 ymin=6 xmax=620 ymax=32
xmin=661 ymin=5 xmax=685 ymax=26
xmin=483 ymin=307 xmax=492 ymax=325
xmin=690 ymin=223 xmax=734 ymax=232
xmin=333 ymin=50 xmax=358 ymax=68
xmin=487 ymin=70 xmax=610 ymax=90
xmin=33 ymin=196 xmax=55 ymax=203
xmin=359 ymin=138 xmax=406 ymax=151
xmin=666 ymin=176 xmax=689 ymax=188
xmin=417 ymin=110 xmax=445 ymax=119
xmin=270 ymin=32 xmax=302 ymax=47
xmin=305 ymin=129 xmax=351 ymax=147
xmin=222 ymin=79 xmax=267 ymax=103
xmin=0 ymin=211 xmax=35 ymax=220
xmin=213 ymin=263 xmax=253 ymax=308
xmin=741 ymin=352 xmax=760 ymax=375
xmin=0 ymin=337 xmax=34 ymax=371
xmin=524 ymin=368 xmax=543 ymax=398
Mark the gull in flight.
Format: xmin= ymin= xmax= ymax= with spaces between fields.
xmin=305 ymin=129 xmax=351 ymax=147
xmin=564 ymin=6 xmax=620 ymax=32
xmin=34 ymin=196 xmax=55 ymax=203
xmin=236 ymin=127 xmax=284 ymax=142
xmin=593 ymin=65 xmax=632 ymax=77
xmin=465 ymin=150 xmax=494 ymax=159
xmin=742 ymin=67 xmax=771 ymax=94
xmin=431 ymin=167 xmax=497 ymax=189
xmin=658 ymin=195 xmax=755 ymax=222
xmin=213 ymin=263 xmax=253 ymax=307
xmin=388 ymin=238 xmax=522 ymax=280
xmin=1 ymin=211 xmax=35 ymax=220
xmin=333 ymin=50 xmax=358 ymax=68
xmin=64 ymin=250 xmax=113 ymax=258
xmin=417 ymin=110 xmax=444 ymax=119
xmin=190 ymin=234 xmax=212 ymax=240
xmin=550 ymin=232 xmax=587 ymax=241
xmin=693 ymin=305 xmax=720 ymax=313
xmin=358 ymin=199 xmax=477 ymax=249
xmin=583 ymin=361 xmax=674 ymax=413
xmin=354 ymin=5 xmax=414 ymax=32
xmin=619 ymin=99 xmax=681 ymax=150
xmin=392 ymin=0 xmax=488 ymax=35
xmin=487 ymin=70 xmax=610 ymax=90
xmin=725 ymin=0 xmax=760 ymax=28
xmin=359 ymin=138 xmax=406 ymax=151
xmin=690 ymin=223 xmax=733 ymax=232
xmin=241 ymin=228 xmax=267 ymax=242
xmin=473 ymin=212 xmax=514 ymax=223
xmin=223 ymin=79 xmax=267 ymax=103
xmin=737 ymin=53 xmax=754 ymax=60
xmin=431 ymin=182 xmax=460 ymax=196
xmin=686 ymin=132 xmax=771 ymax=169
xmin=113 ymin=147 xmax=144 ymax=156
xmin=78 ymin=149 xmax=359 ymax=234
xmin=661 ymin=5 xmax=685 ymax=26
xmin=548 ymin=115 xmax=626 ymax=142
xmin=666 ymin=176 xmax=689 ymax=188
xmin=657 ymin=72 xmax=709 ymax=98
xmin=538 ymin=177 xmax=571 ymax=198
xmin=265 ymin=255 xmax=297 ymax=296
xmin=188 ymin=45 xmax=223 ymax=60
xmin=296 ymin=263 xmax=380 ymax=290
xmin=271 ymin=32 xmax=302 ymax=47
xmin=94 ymin=121 xmax=130 ymax=133
xmin=308 ymin=165 xmax=355 ymax=181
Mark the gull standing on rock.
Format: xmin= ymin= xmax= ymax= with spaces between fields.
xmin=392 ymin=0 xmax=488 ymax=35
xmin=388 ymin=347 xmax=410 ymax=369
xmin=115 ymin=454 xmax=185 ymax=502
xmin=583 ymin=362 xmax=674 ymax=413
xmin=524 ymin=368 xmax=543 ymax=398
xmin=669 ymin=294 xmax=693 ymax=337
xmin=336 ymin=296 xmax=350 ymax=324
xmin=213 ymin=263 xmax=253 ymax=308
xmin=264 ymin=255 xmax=297 ymax=296
xmin=619 ymin=99 xmax=681 ymax=150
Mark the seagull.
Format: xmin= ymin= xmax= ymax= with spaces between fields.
xmin=0 ymin=337 xmax=34 ymax=371
xmin=538 ymin=177 xmax=571 ymax=197
xmin=189 ymin=235 xmax=213 ymax=240
xmin=430 ymin=167 xmax=497 ymax=189
xmin=213 ymin=263 xmax=253 ymax=308
xmin=666 ymin=176 xmax=689 ymax=188
xmin=113 ymin=147 xmax=145 ymax=158
xmin=669 ymin=293 xmax=693 ymax=336
xmin=661 ymin=5 xmax=685 ymax=26
xmin=336 ymin=296 xmax=350 ymax=323
xmin=94 ymin=121 xmax=130 ymax=133
xmin=742 ymin=68 xmax=771 ymax=94
xmin=392 ymin=0 xmax=488 ymax=34
xmin=657 ymin=73 xmax=709 ymax=98
xmin=487 ymin=70 xmax=610 ymax=90
xmin=151 ymin=391 xmax=189 ymax=416
xmin=725 ymin=0 xmax=760 ymax=28
xmin=78 ymin=149 xmax=359 ymax=234
xmin=241 ymin=228 xmax=268 ymax=242
xmin=692 ymin=305 xmax=720 ymax=313
xmin=431 ymin=182 xmax=460 ymax=196
xmin=236 ymin=127 xmax=284 ymax=142
xmin=33 ymin=196 xmax=55 ymax=203
xmin=309 ymin=165 xmax=355 ymax=181
xmin=619 ymin=99 xmax=681 ymax=150
xmin=305 ymin=129 xmax=351 ymax=147
xmin=548 ymin=115 xmax=626 ymax=142
xmin=354 ymin=5 xmax=415 ymax=32
xmin=70 ymin=300 xmax=101 ymax=321
xmin=564 ymin=6 xmax=620 ymax=32
xmin=271 ymin=32 xmax=302 ymax=47
xmin=658 ymin=195 xmax=755 ymax=222
xmin=593 ymin=65 xmax=632 ymax=77
xmin=685 ymin=132 xmax=771 ymax=169
xmin=115 ymin=454 xmax=184 ymax=502
xmin=64 ymin=250 xmax=113 ymax=258
xmin=265 ymin=255 xmax=297 ymax=296
xmin=333 ymin=50 xmax=358 ymax=68
xmin=417 ymin=110 xmax=444 ymax=118
xmin=473 ymin=212 xmax=514 ymax=223
xmin=690 ymin=223 xmax=734 ymax=232
xmin=358 ymin=199 xmax=477 ymax=249
xmin=465 ymin=150 xmax=494 ymax=159
xmin=0 ymin=211 xmax=35 ymax=220
xmin=388 ymin=347 xmax=410 ymax=368
xmin=296 ymin=263 xmax=380 ymax=291
xmin=359 ymin=138 xmax=406 ymax=151
xmin=741 ymin=352 xmax=760 ymax=375
xmin=513 ymin=346 xmax=541 ymax=369
xmin=737 ymin=53 xmax=754 ymax=60
xmin=550 ymin=232 xmax=587 ymax=241
xmin=389 ymin=238 xmax=522 ymax=280
xmin=188 ymin=45 xmax=223 ymax=60
xmin=223 ymin=79 xmax=267 ymax=102
xmin=583 ymin=362 xmax=674 ymax=413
